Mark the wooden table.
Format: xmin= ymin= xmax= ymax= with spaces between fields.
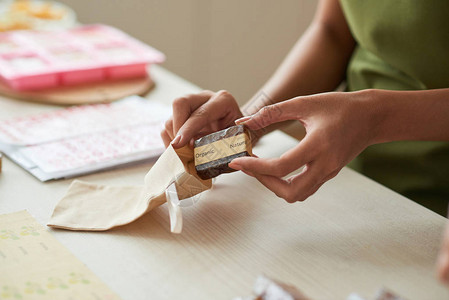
xmin=1 ymin=66 xmax=448 ymax=300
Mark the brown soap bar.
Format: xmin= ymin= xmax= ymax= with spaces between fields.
xmin=194 ymin=125 xmax=252 ymax=180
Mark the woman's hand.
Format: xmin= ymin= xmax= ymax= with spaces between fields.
xmin=229 ymin=90 xmax=382 ymax=203
xmin=438 ymin=221 xmax=449 ymax=285
xmin=161 ymin=90 xmax=244 ymax=148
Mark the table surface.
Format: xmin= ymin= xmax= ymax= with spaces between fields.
xmin=1 ymin=65 xmax=448 ymax=300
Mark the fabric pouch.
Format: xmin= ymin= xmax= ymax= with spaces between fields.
xmin=47 ymin=145 xmax=212 ymax=232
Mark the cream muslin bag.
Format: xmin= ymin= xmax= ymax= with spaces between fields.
xmin=48 ymin=145 xmax=212 ymax=231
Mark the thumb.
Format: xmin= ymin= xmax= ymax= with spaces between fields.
xmin=235 ymin=101 xmax=297 ymax=130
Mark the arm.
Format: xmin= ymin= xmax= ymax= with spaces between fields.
xmin=163 ymin=0 xmax=355 ymax=148
xmin=241 ymin=0 xmax=355 ymax=118
xmin=371 ymin=88 xmax=449 ymax=142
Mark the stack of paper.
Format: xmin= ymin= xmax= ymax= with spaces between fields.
xmin=0 ymin=96 xmax=171 ymax=181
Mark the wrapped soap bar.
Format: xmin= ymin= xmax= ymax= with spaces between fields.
xmin=194 ymin=125 xmax=252 ymax=180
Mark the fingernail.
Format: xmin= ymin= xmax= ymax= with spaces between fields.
xmin=228 ymin=161 xmax=241 ymax=170
xmin=171 ymin=135 xmax=181 ymax=146
xmin=235 ymin=116 xmax=251 ymax=125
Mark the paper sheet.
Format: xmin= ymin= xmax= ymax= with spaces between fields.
xmin=0 ymin=96 xmax=171 ymax=181
xmin=0 ymin=210 xmax=120 ymax=300
xmin=0 ymin=96 xmax=170 ymax=146
xmin=19 ymin=123 xmax=164 ymax=173
xmin=48 ymin=145 xmax=212 ymax=232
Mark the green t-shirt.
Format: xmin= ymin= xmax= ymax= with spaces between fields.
xmin=339 ymin=0 xmax=449 ymax=215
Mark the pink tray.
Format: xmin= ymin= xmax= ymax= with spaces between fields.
xmin=0 ymin=24 xmax=165 ymax=91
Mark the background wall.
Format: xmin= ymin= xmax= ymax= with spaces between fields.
xmin=60 ymin=0 xmax=317 ymax=104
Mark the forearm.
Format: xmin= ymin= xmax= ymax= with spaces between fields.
xmin=240 ymin=0 xmax=355 ymax=137
xmin=370 ymin=88 xmax=449 ymax=143
xmin=241 ymin=23 xmax=353 ymax=116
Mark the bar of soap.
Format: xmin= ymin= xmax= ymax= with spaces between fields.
xmin=194 ymin=125 xmax=252 ymax=180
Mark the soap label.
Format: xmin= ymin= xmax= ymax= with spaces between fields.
xmin=194 ymin=133 xmax=251 ymax=166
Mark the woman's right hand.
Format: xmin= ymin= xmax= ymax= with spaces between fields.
xmin=161 ymin=90 xmax=244 ymax=148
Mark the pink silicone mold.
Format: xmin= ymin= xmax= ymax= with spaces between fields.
xmin=0 ymin=24 xmax=165 ymax=91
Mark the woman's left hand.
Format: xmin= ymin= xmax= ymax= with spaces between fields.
xmin=229 ymin=90 xmax=383 ymax=203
